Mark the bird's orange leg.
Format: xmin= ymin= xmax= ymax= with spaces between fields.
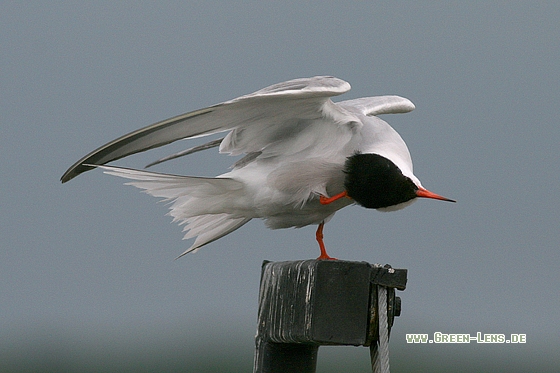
xmin=319 ymin=190 xmax=349 ymax=205
xmin=316 ymin=222 xmax=337 ymax=260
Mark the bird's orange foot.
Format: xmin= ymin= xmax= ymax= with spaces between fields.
xmin=319 ymin=190 xmax=349 ymax=205
xmin=316 ymin=253 xmax=338 ymax=260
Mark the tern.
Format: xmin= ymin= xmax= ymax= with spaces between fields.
xmin=61 ymin=76 xmax=454 ymax=259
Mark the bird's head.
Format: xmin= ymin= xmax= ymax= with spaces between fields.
xmin=343 ymin=153 xmax=455 ymax=211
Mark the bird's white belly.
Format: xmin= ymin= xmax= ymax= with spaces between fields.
xmin=259 ymin=197 xmax=352 ymax=229
xmin=225 ymin=158 xmax=351 ymax=228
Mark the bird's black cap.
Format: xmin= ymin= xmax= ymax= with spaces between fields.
xmin=344 ymin=153 xmax=417 ymax=209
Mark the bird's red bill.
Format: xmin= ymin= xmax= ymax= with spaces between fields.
xmin=416 ymin=188 xmax=456 ymax=203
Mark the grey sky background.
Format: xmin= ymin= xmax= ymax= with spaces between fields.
xmin=2 ymin=2 xmax=559 ymax=371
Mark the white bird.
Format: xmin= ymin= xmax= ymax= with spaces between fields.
xmin=61 ymin=76 xmax=454 ymax=259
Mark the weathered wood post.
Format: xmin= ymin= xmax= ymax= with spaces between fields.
xmin=253 ymin=260 xmax=407 ymax=373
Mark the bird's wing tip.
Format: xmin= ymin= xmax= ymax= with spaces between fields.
xmin=60 ymin=164 xmax=96 ymax=183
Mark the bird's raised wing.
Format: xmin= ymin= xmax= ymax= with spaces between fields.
xmin=61 ymin=76 xmax=351 ymax=183
xmin=337 ymin=96 xmax=415 ymax=116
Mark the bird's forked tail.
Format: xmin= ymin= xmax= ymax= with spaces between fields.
xmin=94 ymin=165 xmax=251 ymax=258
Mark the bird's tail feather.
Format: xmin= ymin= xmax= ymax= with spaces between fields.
xmin=95 ymin=165 xmax=251 ymax=256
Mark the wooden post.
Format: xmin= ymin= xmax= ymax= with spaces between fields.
xmin=253 ymin=260 xmax=407 ymax=373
